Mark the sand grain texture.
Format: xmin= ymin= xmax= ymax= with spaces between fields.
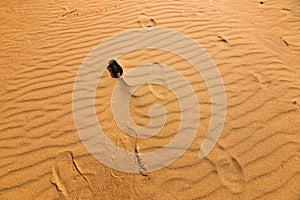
xmin=0 ymin=0 xmax=300 ymax=199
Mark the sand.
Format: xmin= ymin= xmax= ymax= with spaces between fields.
xmin=0 ymin=0 xmax=300 ymax=199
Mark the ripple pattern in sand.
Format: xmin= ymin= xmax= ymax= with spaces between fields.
xmin=0 ymin=0 xmax=299 ymax=199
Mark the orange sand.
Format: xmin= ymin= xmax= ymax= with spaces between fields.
xmin=0 ymin=0 xmax=299 ymax=199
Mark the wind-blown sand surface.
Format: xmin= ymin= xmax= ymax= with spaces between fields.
xmin=0 ymin=0 xmax=300 ymax=199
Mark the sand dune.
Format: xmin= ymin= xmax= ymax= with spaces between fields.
xmin=0 ymin=0 xmax=299 ymax=199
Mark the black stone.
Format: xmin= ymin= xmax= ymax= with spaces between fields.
xmin=107 ymin=59 xmax=123 ymax=78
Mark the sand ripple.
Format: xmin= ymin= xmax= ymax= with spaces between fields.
xmin=0 ymin=0 xmax=299 ymax=199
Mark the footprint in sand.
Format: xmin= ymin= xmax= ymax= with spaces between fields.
xmin=51 ymin=151 xmax=94 ymax=199
xmin=207 ymin=146 xmax=245 ymax=193
xmin=138 ymin=13 xmax=157 ymax=28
